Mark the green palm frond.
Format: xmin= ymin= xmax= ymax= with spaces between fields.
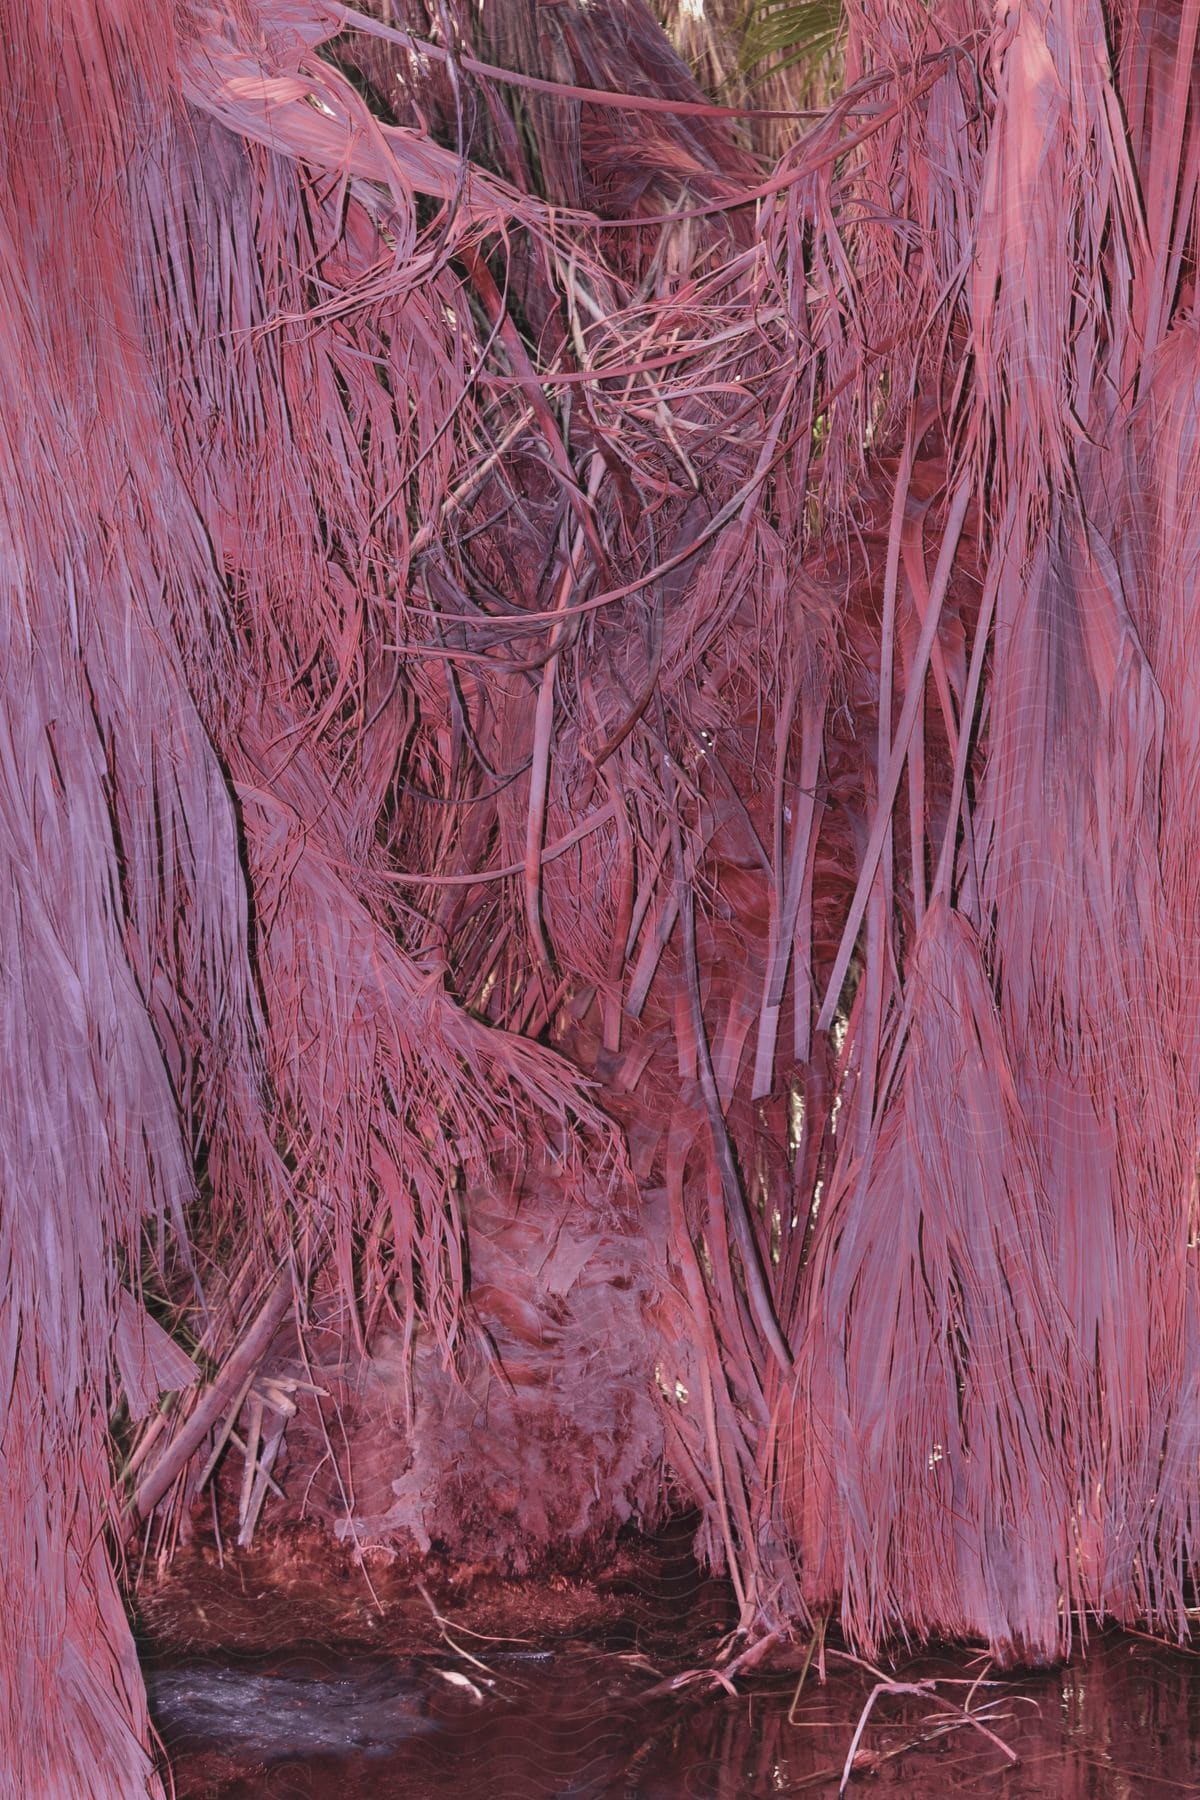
xmin=739 ymin=0 xmax=845 ymax=79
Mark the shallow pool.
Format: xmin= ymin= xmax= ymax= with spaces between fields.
xmin=145 ymin=1628 xmax=1200 ymax=1797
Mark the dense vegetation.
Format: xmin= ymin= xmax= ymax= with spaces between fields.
xmin=3 ymin=1 xmax=1199 ymax=1790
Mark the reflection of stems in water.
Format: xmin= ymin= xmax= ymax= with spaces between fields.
xmin=790 ymin=1720 xmax=987 ymax=1792
xmin=834 ymin=1660 xmax=1018 ymax=1796
xmin=634 ymin=1632 xmax=1021 ymax=1793
xmin=621 ymin=1723 xmax=667 ymax=1793
xmin=788 ymin=1614 xmax=828 ymax=1723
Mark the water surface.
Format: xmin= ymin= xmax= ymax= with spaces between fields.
xmin=147 ymin=1629 xmax=1200 ymax=1797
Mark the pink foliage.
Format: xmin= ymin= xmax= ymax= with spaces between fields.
xmin=6 ymin=0 xmax=1200 ymax=1789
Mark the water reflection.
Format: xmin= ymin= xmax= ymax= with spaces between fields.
xmin=147 ymin=1630 xmax=1200 ymax=1798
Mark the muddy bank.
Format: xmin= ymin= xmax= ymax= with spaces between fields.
xmin=135 ymin=1516 xmax=736 ymax=1663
